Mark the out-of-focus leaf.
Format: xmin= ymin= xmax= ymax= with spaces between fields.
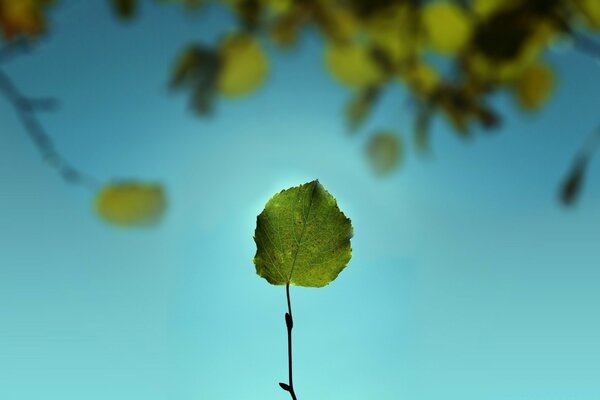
xmin=253 ymin=180 xmax=353 ymax=287
xmin=229 ymin=0 xmax=262 ymax=31
xmin=314 ymin=3 xmax=358 ymax=43
xmin=513 ymin=63 xmax=554 ymax=111
xmin=364 ymin=4 xmax=419 ymax=65
xmin=269 ymin=11 xmax=305 ymax=47
xmin=405 ymin=62 xmax=440 ymax=96
xmin=414 ymin=105 xmax=432 ymax=153
xmin=573 ymin=0 xmax=600 ymax=30
xmin=110 ymin=0 xmax=137 ymax=20
xmin=0 ymin=0 xmax=50 ymax=40
xmin=467 ymin=7 xmax=557 ymax=83
xmin=95 ymin=182 xmax=167 ymax=227
xmin=345 ymin=86 xmax=379 ymax=132
xmin=560 ymin=161 xmax=586 ymax=206
xmin=422 ymin=2 xmax=472 ymax=55
xmin=170 ymin=44 xmax=220 ymax=115
xmin=366 ymin=131 xmax=402 ymax=175
xmin=325 ymin=42 xmax=384 ymax=89
xmin=217 ymin=33 xmax=269 ymax=98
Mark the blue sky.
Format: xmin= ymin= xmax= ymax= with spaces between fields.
xmin=1 ymin=2 xmax=600 ymax=399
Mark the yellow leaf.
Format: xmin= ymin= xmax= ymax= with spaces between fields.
xmin=366 ymin=132 xmax=402 ymax=176
xmin=217 ymin=33 xmax=269 ymax=98
xmin=95 ymin=182 xmax=167 ymax=227
xmin=514 ymin=63 xmax=554 ymax=111
xmin=422 ymin=2 xmax=472 ymax=55
xmin=325 ymin=42 xmax=384 ymax=89
xmin=0 ymin=0 xmax=47 ymax=40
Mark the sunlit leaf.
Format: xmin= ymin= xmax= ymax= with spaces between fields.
xmin=325 ymin=42 xmax=384 ymax=89
xmin=366 ymin=131 xmax=402 ymax=175
xmin=95 ymin=182 xmax=167 ymax=227
xmin=253 ymin=180 xmax=353 ymax=287
xmin=217 ymin=33 xmax=269 ymax=98
xmin=422 ymin=2 xmax=472 ymax=55
xmin=513 ymin=63 xmax=554 ymax=111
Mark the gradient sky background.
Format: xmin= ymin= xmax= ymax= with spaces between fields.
xmin=1 ymin=2 xmax=600 ymax=400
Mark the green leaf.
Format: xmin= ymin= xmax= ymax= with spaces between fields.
xmin=253 ymin=180 xmax=353 ymax=288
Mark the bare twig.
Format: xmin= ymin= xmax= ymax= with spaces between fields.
xmin=0 ymin=65 xmax=98 ymax=189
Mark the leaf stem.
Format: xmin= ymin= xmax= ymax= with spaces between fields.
xmin=279 ymin=283 xmax=297 ymax=400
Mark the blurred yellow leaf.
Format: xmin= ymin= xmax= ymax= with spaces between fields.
xmin=573 ymin=0 xmax=600 ymax=30
xmin=422 ymin=2 xmax=472 ymax=55
xmin=325 ymin=42 xmax=384 ymax=88
xmin=0 ymin=0 xmax=48 ymax=40
xmin=513 ymin=63 xmax=554 ymax=111
xmin=366 ymin=132 xmax=402 ymax=176
xmin=217 ymin=33 xmax=269 ymax=98
xmin=364 ymin=4 xmax=419 ymax=64
xmin=95 ymin=182 xmax=167 ymax=227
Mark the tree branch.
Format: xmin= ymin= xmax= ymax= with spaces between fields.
xmin=559 ymin=124 xmax=600 ymax=205
xmin=0 ymin=66 xmax=98 ymax=189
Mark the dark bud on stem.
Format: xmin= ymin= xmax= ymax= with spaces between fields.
xmin=279 ymin=382 xmax=291 ymax=391
xmin=285 ymin=312 xmax=293 ymax=329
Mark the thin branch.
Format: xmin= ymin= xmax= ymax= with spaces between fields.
xmin=0 ymin=66 xmax=98 ymax=189
xmin=279 ymin=283 xmax=297 ymax=400
xmin=559 ymin=124 xmax=600 ymax=205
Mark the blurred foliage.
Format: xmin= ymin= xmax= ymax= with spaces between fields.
xmin=2 ymin=0 xmax=600 ymax=226
xmin=366 ymin=132 xmax=402 ymax=176
xmin=95 ymin=182 xmax=167 ymax=227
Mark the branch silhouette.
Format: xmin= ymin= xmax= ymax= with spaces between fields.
xmin=0 ymin=44 xmax=98 ymax=189
xmin=559 ymin=124 xmax=600 ymax=205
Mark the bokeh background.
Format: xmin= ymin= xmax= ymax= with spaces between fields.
xmin=2 ymin=2 xmax=600 ymax=399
